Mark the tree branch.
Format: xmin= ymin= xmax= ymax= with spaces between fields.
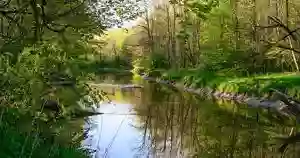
xmin=0 ymin=0 xmax=12 ymax=8
xmin=56 ymin=1 xmax=85 ymax=18
xmin=262 ymin=39 xmax=300 ymax=54
xmin=0 ymin=12 xmax=27 ymax=34
xmin=276 ymin=44 xmax=300 ymax=54
xmin=0 ymin=2 xmax=29 ymax=14
xmin=255 ymin=24 xmax=280 ymax=29
xmin=41 ymin=0 xmax=91 ymax=33
xmin=43 ymin=0 xmax=85 ymax=22
xmin=268 ymin=16 xmax=299 ymax=40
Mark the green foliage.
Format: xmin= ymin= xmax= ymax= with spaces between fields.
xmin=0 ymin=0 xmax=145 ymax=157
xmin=150 ymin=53 xmax=169 ymax=69
xmin=119 ymin=0 xmax=300 ymax=79
xmin=184 ymin=0 xmax=219 ymax=19
xmin=0 ymin=108 xmax=88 ymax=158
xmin=0 ymin=37 xmax=97 ymax=158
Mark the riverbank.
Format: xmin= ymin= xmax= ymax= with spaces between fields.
xmin=149 ymin=69 xmax=300 ymax=98
xmin=134 ymin=70 xmax=300 ymax=113
xmin=0 ymin=108 xmax=88 ymax=158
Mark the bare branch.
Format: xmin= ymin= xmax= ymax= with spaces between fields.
xmin=41 ymin=0 xmax=91 ymax=33
xmin=42 ymin=0 xmax=85 ymax=22
xmin=268 ymin=16 xmax=299 ymax=40
xmin=255 ymin=24 xmax=280 ymax=29
xmin=56 ymin=1 xmax=85 ymax=18
xmin=262 ymin=39 xmax=300 ymax=54
xmin=280 ymin=28 xmax=300 ymax=41
xmin=0 ymin=0 xmax=12 ymax=8
xmin=276 ymin=44 xmax=300 ymax=54
xmin=0 ymin=2 xmax=29 ymax=14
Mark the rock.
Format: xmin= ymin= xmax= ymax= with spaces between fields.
xmin=120 ymin=84 xmax=143 ymax=89
xmin=235 ymin=94 xmax=244 ymax=100
xmin=245 ymin=98 xmax=286 ymax=109
xmin=213 ymin=92 xmax=221 ymax=97
xmin=43 ymin=100 xmax=60 ymax=113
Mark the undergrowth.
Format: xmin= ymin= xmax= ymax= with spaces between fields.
xmin=0 ymin=108 xmax=88 ymax=158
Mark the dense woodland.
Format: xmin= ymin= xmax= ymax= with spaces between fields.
xmin=96 ymin=0 xmax=300 ymax=96
xmin=117 ymin=0 xmax=300 ymax=74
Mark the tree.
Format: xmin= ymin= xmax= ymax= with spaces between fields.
xmin=0 ymin=0 xmax=143 ymax=58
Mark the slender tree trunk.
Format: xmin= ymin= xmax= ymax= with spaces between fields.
xmin=145 ymin=5 xmax=154 ymax=61
xmin=166 ymin=5 xmax=172 ymax=66
xmin=285 ymin=0 xmax=299 ymax=71
xmin=0 ymin=17 xmax=3 ymax=35
xmin=171 ymin=3 xmax=177 ymax=69
xmin=252 ymin=0 xmax=258 ymax=71
xmin=220 ymin=13 xmax=224 ymax=43
xmin=231 ymin=0 xmax=239 ymax=50
xmin=195 ymin=18 xmax=201 ymax=66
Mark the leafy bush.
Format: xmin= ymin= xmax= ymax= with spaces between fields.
xmin=0 ymin=41 xmax=104 ymax=158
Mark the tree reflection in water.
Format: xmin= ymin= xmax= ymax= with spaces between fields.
xmin=128 ymin=82 xmax=299 ymax=158
xmin=83 ymin=74 xmax=300 ymax=158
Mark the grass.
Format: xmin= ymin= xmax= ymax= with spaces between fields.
xmin=158 ymin=69 xmax=300 ymax=98
xmin=0 ymin=128 xmax=87 ymax=158
xmin=0 ymin=108 xmax=88 ymax=158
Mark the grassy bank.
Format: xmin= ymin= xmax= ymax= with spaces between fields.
xmin=156 ymin=69 xmax=300 ymax=98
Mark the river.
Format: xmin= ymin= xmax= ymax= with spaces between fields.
xmin=82 ymin=74 xmax=300 ymax=158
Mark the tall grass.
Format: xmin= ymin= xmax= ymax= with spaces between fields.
xmin=0 ymin=108 xmax=88 ymax=158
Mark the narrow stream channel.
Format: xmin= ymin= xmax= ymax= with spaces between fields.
xmin=82 ymin=74 xmax=300 ymax=158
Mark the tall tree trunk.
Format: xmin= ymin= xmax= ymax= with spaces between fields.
xmin=0 ymin=17 xmax=3 ymax=35
xmin=285 ymin=0 xmax=299 ymax=71
xmin=231 ymin=0 xmax=239 ymax=51
xmin=252 ymin=0 xmax=258 ymax=72
xmin=166 ymin=5 xmax=172 ymax=66
xmin=195 ymin=18 xmax=201 ymax=66
xmin=171 ymin=3 xmax=177 ymax=69
xmin=145 ymin=6 xmax=154 ymax=54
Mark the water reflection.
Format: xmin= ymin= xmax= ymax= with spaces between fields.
xmin=134 ymin=83 xmax=298 ymax=157
xmin=84 ymin=75 xmax=299 ymax=158
xmin=83 ymin=102 xmax=153 ymax=158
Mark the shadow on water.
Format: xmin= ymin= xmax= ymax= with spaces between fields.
xmin=83 ymin=74 xmax=300 ymax=158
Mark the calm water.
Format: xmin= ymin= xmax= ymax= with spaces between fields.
xmin=82 ymin=74 xmax=300 ymax=158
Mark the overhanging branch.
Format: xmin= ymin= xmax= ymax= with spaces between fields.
xmin=268 ymin=16 xmax=299 ymax=40
xmin=262 ymin=39 xmax=300 ymax=54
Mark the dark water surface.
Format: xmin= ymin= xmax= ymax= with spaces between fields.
xmin=82 ymin=74 xmax=300 ymax=158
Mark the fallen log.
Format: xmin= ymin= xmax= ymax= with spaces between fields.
xmin=270 ymin=88 xmax=300 ymax=118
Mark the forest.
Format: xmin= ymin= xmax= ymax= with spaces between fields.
xmin=0 ymin=0 xmax=142 ymax=157
xmin=99 ymin=0 xmax=300 ymax=97
xmin=1 ymin=0 xmax=300 ymax=157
